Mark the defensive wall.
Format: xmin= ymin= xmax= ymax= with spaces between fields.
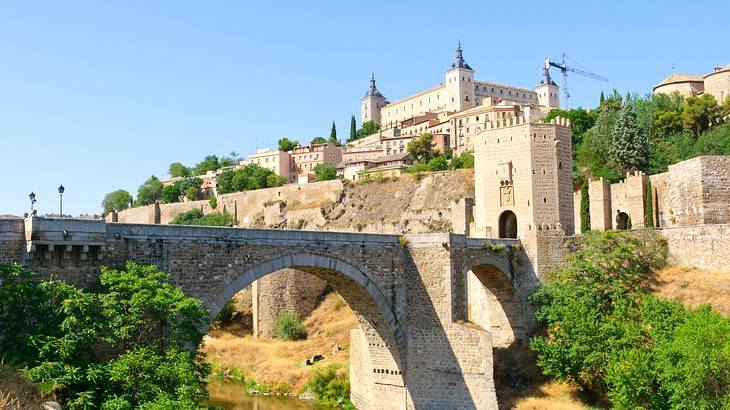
xmin=571 ymin=155 xmax=730 ymax=272
xmin=0 ymin=216 xmax=543 ymax=409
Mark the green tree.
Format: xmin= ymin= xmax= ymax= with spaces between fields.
xmin=178 ymin=177 xmax=202 ymax=201
xmin=102 ymin=190 xmax=133 ymax=213
xmin=278 ymin=138 xmax=299 ymax=152
xmin=407 ymin=133 xmax=437 ymax=162
xmin=136 ymin=176 xmax=163 ymax=206
xmin=310 ymin=136 xmax=328 ymax=145
xmin=609 ymin=99 xmax=648 ymax=173
xmin=451 ymin=152 xmax=474 ymax=169
xmin=580 ymin=183 xmax=590 ymax=233
xmin=160 ymin=184 xmax=181 ymax=203
xmin=329 ymin=121 xmax=338 ymax=144
xmin=194 ymin=155 xmax=220 ymax=175
xmin=0 ymin=262 xmax=210 ymax=409
xmin=168 ymin=162 xmax=191 ymax=178
xmin=349 ymin=115 xmax=357 ymax=142
xmin=542 ymin=108 xmax=597 ymax=147
xmin=644 ymin=178 xmax=653 ymax=228
xmin=693 ymin=123 xmax=730 ymax=156
xmin=266 ymin=173 xmax=286 ymax=187
xmin=359 ymin=120 xmax=380 ymax=137
xmin=681 ymin=94 xmax=721 ymax=139
xmin=529 ymin=231 xmax=668 ymax=392
xmin=313 ymin=163 xmax=338 ymax=181
xmin=576 ymin=109 xmax=622 ymax=181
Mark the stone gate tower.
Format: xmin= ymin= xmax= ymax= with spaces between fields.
xmin=360 ymin=73 xmax=387 ymax=125
xmin=473 ymin=116 xmax=574 ymax=277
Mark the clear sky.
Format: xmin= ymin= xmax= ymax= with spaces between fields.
xmin=1 ymin=0 xmax=728 ymax=216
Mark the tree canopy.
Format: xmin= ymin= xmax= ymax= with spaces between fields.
xmin=135 ymin=176 xmax=163 ymax=206
xmin=102 ymin=189 xmax=132 ymax=214
xmin=407 ymin=133 xmax=437 ymax=162
xmin=0 ymin=262 xmax=210 ymax=409
xmin=278 ymin=137 xmax=300 ymax=152
xmin=313 ymin=163 xmax=338 ymax=181
xmin=216 ymin=163 xmax=285 ymax=194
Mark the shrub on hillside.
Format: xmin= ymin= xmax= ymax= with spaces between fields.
xmin=274 ymin=312 xmax=307 ymax=341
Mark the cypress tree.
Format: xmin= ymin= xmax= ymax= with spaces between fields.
xmin=608 ymin=99 xmax=648 ymax=173
xmin=329 ymin=121 xmax=338 ymax=144
xmin=349 ymin=115 xmax=357 ymax=142
xmin=644 ymin=178 xmax=654 ymax=228
xmin=580 ymin=183 xmax=591 ymax=233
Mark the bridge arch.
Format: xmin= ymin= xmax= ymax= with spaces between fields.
xmin=205 ymin=252 xmax=406 ymax=407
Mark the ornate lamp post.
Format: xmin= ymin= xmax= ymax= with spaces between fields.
xmin=58 ymin=185 xmax=65 ymax=217
xmin=29 ymin=192 xmax=37 ymax=214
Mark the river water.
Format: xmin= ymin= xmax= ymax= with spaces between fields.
xmin=207 ymin=380 xmax=335 ymax=410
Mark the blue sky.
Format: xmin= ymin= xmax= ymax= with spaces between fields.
xmin=1 ymin=0 xmax=728 ymax=216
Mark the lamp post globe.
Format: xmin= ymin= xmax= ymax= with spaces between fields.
xmin=29 ymin=192 xmax=37 ymax=213
xmin=58 ymin=185 xmax=65 ymax=217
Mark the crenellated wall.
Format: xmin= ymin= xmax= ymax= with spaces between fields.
xmin=580 ymin=156 xmax=730 ymax=231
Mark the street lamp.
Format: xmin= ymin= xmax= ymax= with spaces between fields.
xmin=58 ymin=185 xmax=65 ymax=217
xmin=29 ymin=192 xmax=37 ymax=214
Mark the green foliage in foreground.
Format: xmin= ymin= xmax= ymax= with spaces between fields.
xmin=0 ymin=262 xmax=210 ymax=409
xmin=274 ymin=312 xmax=307 ymax=341
xmin=304 ymin=364 xmax=354 ymax=408
xmin=530 ymin=230 xmax=730 ymax=408
xmin=170 ymin=209 xmax=234 ymax=227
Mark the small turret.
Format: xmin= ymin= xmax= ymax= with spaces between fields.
xmin=535 ymin=59 xmax=560 ymax=109
xmin=360 ymin=72 xmax=387 ymax=125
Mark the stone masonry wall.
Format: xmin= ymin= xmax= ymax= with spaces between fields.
xmin=252 ymin=269 xmax=328 ymax=339
xmin=660 ymin=224 xmax=730 ymax=272
xmin=0 ymin=218 xmax=24 ymax=263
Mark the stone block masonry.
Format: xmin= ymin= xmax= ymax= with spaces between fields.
xmin=660 ymin=224 xmax=730 ymax=272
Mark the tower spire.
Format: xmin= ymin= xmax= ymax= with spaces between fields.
xmin=451 ymin=40 xmax=472 ymax=70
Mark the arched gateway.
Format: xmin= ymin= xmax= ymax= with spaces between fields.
xmin=5 ymin=217 xmax=545 ymax=410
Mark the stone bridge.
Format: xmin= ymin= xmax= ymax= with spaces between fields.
xmin=0 ymin=217 xmax=543 ymax=409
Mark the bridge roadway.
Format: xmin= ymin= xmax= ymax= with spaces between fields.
xmin=0 ymin=217 xmax=540 ymax=409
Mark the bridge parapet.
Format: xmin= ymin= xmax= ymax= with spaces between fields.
xmin=23 ymin=217 xmax=107 ymax=262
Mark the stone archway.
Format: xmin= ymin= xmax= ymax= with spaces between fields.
xmin=616 ymin=211 xmax=630 ymax=230
xmin=498 ymin=210 xmax=518 ymax=238
xmin=207 ymin=253 xmax=405 ymax=410
xmin=466 ymin=262 xmax=528 ymax=405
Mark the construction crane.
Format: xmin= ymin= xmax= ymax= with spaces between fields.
xmin=546 ymin=54 xmax=608 ymax=109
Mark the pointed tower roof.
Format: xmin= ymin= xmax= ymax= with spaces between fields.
xmin=450 ymin=40 xmax=473 ymax=71
xmin=362 ymin=72 xmax=384 ymax=98
xmin=537 ymin=59 xmax=557 ymax=87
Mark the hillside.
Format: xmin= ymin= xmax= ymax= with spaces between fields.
xmin=649 ymin=265 xmax=730 ymax=316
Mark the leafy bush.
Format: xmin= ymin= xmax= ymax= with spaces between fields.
xmin=314 ymin=163 xmax=338 ymax=181
xmin=450 ymin=152 xmax=474 ymax=169
xmin=0 ymin=262 xmax=210 ymax=409
xmin=274 ymin=312 xmax=307 ymax=341
xmin=217 ymin=163 xmax=284 ymax=194
xmin=426 ymin=156 xmax=448 ymax=172
xmin=208 ymin=196 xmax=217 ymax=209
xmin=530 ymin=230 xmax=730 ymax=407
xmin=304 ymin=364 xmax=353 ymax=408
xmin=169 ymin=209 xmax=233 ymax=226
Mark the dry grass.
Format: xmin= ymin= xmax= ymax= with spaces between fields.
xmin=0 ymin=365 xmax=44 ymax=410
xmin=648 ymin=265 xmax=730 ymax=315
xmin=202 ymin=291 xmax=358 ymax=393
xmin=511 ymin=380 xmax=589 ymax=410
